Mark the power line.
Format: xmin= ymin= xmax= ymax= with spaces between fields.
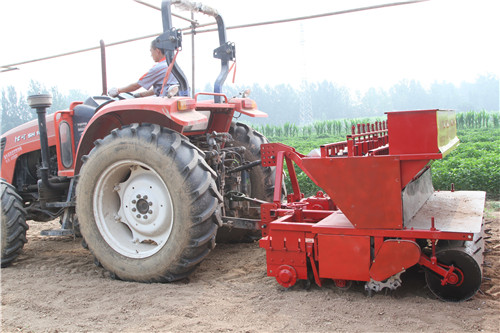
xmin=185 ymin=0 xmax=429 ymax=34
xmin=0 ymin=0 xmax=428 ymax=70
xmin=0 ymin=33 xmax=160 ymax=70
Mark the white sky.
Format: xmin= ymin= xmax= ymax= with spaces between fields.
xmin=0 ymin=0 xmax=498 ymax=97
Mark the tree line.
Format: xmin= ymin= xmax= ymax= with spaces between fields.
xmin=222 ymin=73 xmax=499 ymax=126
xmin=1 ymin=80 xmax=87 ymax=134
xmin=2 ymin=74 xmax=498 ymax=134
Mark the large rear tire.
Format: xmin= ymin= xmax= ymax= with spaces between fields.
xmin=76 ymin=124 xmax=222 ymax=282
xmin=1 ymin=179 xmax=28 ymax=267
xmin=217 ymin=122 xmax=277 ymax=242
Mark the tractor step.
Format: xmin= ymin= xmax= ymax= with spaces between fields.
xmin=40 ymin=229 xmax=74 ymax=236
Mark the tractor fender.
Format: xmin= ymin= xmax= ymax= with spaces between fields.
xmin=74 ymin=96 xmax=207 ymax=174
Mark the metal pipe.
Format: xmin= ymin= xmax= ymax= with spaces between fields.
xmin=162 ymin=0 xmax=190 ymax=95
xmin=27 ymin=94 xmax=66 ymax=191
xmin=100 ymin=40 xmax=108 ymax=96
xmin=134 ymin=0 xmax=198 ymax=24
xmin=191 ymin=12 xmax=196 ymax=96
xmin=227 ymin=160 xmax=262 ymax=174
xmin=212 ymin=14 xmax=230 ymax=103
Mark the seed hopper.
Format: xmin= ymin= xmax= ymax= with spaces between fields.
xmin=259 ymin=109 xmax=486 ymax=302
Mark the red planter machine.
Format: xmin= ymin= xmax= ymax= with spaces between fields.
xmin=259 ymin=109 xmax=486 ymax=302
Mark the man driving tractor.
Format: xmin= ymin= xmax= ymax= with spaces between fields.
xmin=108 ymin=39 xmax=179 ymax=98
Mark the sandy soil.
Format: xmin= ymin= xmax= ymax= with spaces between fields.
xmin=1 ymin=203 xmax=499 ymax=333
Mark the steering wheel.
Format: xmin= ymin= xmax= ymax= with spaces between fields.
xmin=117 ymin=92 xmax=135 ymax=100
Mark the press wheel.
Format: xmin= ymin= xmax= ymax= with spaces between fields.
xmin=425 ymin=248 xmax=482 ymax=302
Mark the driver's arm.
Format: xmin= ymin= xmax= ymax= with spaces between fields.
xmin=138 ymin=89 xmax=155 ymax=97
xmin=117 ymin=83 xmax=141 ymax=94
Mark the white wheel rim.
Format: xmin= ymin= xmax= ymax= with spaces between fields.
xmin=93 ymin=160 xmax=173 ymax=258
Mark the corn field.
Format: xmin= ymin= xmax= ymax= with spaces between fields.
xmin=252 ymin=111 xmax=499 ymax=138
xmin=456 ymin=110 xmax=500 ymax=129
xmin=253 ymin=117 xmax=385 ymax=138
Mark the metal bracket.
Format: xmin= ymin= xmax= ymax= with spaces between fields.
xmin=225 ymin=191 xmax=268 ymax=205
xmin=155 ymin=28 xmax=183 ymax=51
xmin=213 ymin=42 xmax=235 ymax=62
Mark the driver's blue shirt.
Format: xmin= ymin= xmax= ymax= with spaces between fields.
xmin=138 ymin=57 xmax=178 ymax=96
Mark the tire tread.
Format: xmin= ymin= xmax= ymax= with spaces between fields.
xmin=1 ymin=180 xmax=28 ymax=268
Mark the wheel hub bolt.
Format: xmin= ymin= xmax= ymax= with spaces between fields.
xmin=136 ymin=198 xmax=150 ymax=214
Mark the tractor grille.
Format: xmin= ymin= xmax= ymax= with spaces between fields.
xmin=0 ymin=137 xmax=5 ymax=167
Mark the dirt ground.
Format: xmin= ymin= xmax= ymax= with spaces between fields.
xmin=1 ymin=203 xmax=499 ymax=333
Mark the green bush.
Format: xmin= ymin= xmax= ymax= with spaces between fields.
xmin=432 ymin=128 xmax=499 ymax=199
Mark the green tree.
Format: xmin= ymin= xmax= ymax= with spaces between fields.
xmin=1 ymin=81 xmax=88 ymax=134
xmin=1 ymin=86 xmax=31 ymax=134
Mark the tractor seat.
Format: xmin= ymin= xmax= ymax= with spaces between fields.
xmin=72 ymin=96 xmax=113 ymax=144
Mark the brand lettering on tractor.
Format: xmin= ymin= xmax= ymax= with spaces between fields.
xmin=4 ymin=146 xmax=22 ymax=163
xmin=27 ymin=131 xmax=40 ymax=139
xmin=77 ymin=122 xmax=87 ymax=134
xmin=14 ymin=130 xmax=39 ymax=142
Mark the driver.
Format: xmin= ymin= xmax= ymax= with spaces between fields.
xmin=108 ymin=40 xmax=179 ymax=98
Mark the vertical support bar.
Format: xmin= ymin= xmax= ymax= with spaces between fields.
xmin=191 ymin=12 xmax=196 ymax=96
xmin=347 ymin=136 xmax=354 ymax=157
xmin=100 ymin=40 xmax=107 ymax=96
xmin=161 ymin=0 xmax=189 ymax=96
xmin=273 ymin=151 xmax=285 ymax=205
xmin=286 ymin=155 xmax=301 ymax=202
xmin=306 ymin=242 xmax=322 ymax=287
xmin=320 ymin=145 xmax=327 ymax=157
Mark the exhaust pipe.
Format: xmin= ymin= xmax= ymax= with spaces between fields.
xmin=27 ymin=94 xmax=66 ymax=192
xmin=100 ymin=40 xmax=108 ymax=96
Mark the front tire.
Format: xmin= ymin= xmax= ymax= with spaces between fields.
xmin=1 ymin=179 xmax=28 ymax=267
xmin=76 ymin=124 xmax=222 ymax=282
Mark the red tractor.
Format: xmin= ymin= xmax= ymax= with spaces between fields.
xmin=1 ymin=0 xmax=275 ymax=282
